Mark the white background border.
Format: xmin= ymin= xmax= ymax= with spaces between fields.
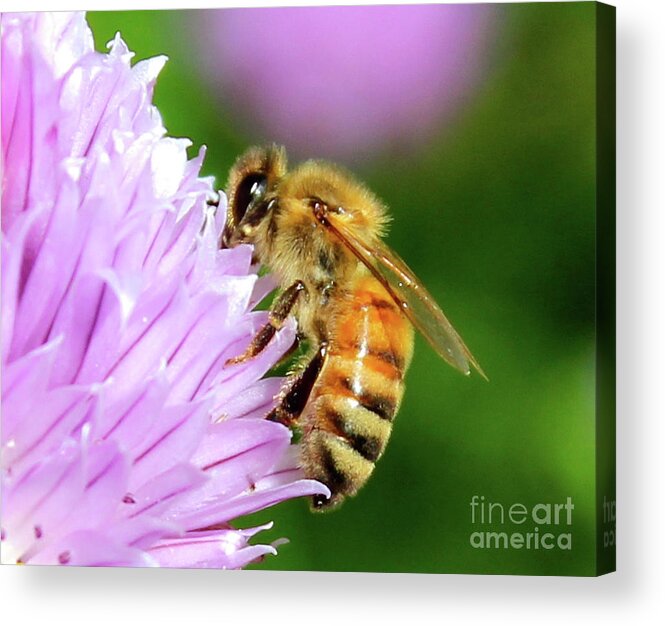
xmin=1 ymin=0 xmax=662 ymax=623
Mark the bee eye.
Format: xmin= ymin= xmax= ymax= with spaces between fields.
xmin=233 ymin=174 xmax=268 ymax=224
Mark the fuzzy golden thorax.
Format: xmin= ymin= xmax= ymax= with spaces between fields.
xmin=225 ymin=146 xmax=390 ymax=309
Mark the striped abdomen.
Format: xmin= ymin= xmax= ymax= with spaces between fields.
xmin=301 ymin=274 xmax=414 ymax=510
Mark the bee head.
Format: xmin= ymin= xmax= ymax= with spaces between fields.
xmin=222 ymin=144 xmax=287 ymax=248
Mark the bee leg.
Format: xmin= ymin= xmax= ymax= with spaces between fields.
xmin=267 ymin=343 xmax=328 ymax=427
xmin=225 ymin=280 xmax=306 ymax=366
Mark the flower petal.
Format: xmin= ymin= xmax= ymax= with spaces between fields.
xmin=1 ymin=12 xmax=319 ymax=570
xmin=148 ymin=528 xmax=276 ymax=569
xmin=29 ymin=529 xmax=157 ymax=567
xmin=175 ymin=480 xmax=330 ymax=531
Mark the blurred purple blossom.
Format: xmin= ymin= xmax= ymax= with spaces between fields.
xmin=0 ymin=12 xmax=328 ymax=568
xmin=196 ymin=5 xmax=496 ymax=161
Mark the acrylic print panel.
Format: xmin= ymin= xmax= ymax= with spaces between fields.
xmin=0 ymin=3 xmax=615 ymax=575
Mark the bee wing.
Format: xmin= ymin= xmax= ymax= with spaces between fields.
xmin=322 ymin=212 xmax=487 ymax=379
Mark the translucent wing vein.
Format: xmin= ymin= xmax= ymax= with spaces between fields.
xmin=321 ymin=211 xmax=486 ymax=379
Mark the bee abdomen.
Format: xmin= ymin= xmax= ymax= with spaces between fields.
xmin=302 ymin=351 xmax=406 ymax=510
xmin=303 ymin=277 xmax=414 ymax=510
xmin=304 ymin=396 xmax=392 ymax=510
xmin=323 ymin=395 xmax=391 ymax=462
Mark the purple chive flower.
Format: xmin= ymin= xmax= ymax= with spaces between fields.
xmin=196 ymin=5 xmax=496 ymax=161
xmin=0 ymin=12 xmax=328 ymax=568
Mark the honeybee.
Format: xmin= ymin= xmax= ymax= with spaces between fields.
xmin=222 ymin=145 xmax=485 ymax=511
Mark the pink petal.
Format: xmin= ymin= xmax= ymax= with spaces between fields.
xmin=176 ymin=479 xmax=330 ymax=531
xmin=29 ymin=529 xmax=156 ymax=567
xmin=129 ymin=400 xmax=210 ymax=489
xmin=219 ymin=377 xmax=283 ymax=420
xmin=171 ymin=419 xmax=292 ymax=510
xmin=149 ymin=527 xmax=276 ymax=569
xmin=126 ymin=463 xmax=207 ymax=519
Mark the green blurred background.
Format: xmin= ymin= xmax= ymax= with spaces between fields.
xmin=89 ymin=2 xmax=598 ymax=576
